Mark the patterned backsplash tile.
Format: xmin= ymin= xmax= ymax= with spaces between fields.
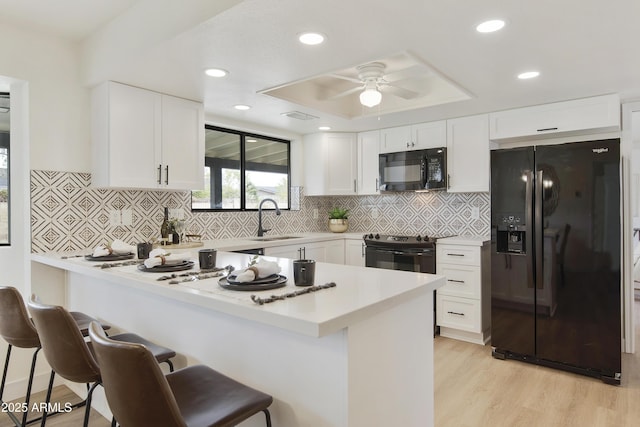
xmin=30 ymin=170 xmax=490 ymax=253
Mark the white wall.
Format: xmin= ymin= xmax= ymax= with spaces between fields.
xmin=0 ymin=23 xmax=91 ymax=172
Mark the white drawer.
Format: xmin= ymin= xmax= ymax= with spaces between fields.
xmin=436 ymin=294 xmax=480 ymax=333
xmin=437 ymin=244 xmax=479 ymax=266
xmin=437 ymin=264 xmax=480 ymax=299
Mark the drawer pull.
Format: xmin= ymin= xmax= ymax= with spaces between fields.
xmin=536 ymin=127 xmax=558 ymax=132
xmin=447 ymin=253 xmax=465 ymax=257
xmin=447 ymin=311 xmax=465 ymax=316
xmin=448 ymin=279 xmax=465 ymax=284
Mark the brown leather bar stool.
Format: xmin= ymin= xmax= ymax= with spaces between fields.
xmin=88 ymin=321 xmax=274 ymax=427
xmin=27 ymin=297 xmax=177 ymax=427
xmin=0 ymin=286 xmax=110 ymax=427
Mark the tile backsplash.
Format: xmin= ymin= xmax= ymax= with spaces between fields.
xmin=31 ymin=170 xmax=490 ymax=253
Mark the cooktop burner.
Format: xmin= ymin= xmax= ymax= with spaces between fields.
xmin=362 ymin=233 xmax=443 ymax=248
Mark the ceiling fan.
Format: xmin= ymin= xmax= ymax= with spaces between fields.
xmin=327 ymin=62 xmax=422 ymax=107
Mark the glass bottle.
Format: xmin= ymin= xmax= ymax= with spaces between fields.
xmin=160 ymin=207 xmax=170 ymax=244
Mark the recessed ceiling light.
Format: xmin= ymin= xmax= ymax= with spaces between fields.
xmin=318 ymin=126 xmax=331 ymax=131
xmin=518 ymin=71 xmax=540 ymax=80
xmin=298 ymin=32 xmax=325 ymax=45
xmin=476 ymin=19 xmax=505 ymax=33
xmin=204 ymin=68 xmax=228 ymax=77
xmin=234 ymin=104 xmax=251 ymax=110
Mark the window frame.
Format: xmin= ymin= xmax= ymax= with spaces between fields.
xmin=0 ymin=126 xmax=10 ymax=246
xmin=192 ymin=125 xmax=291 ymax=212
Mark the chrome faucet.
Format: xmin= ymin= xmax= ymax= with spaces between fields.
xmin=257 ymin=198 xmax=281 ymax=237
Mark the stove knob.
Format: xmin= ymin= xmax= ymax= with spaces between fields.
xmin=416 ymin=235 xmax=422 ymax=241
xmin=368 ymin=233 xmax=374 ymax=239
xmin=374 ymin=234 xmax=380 ymax=239
xmin=424 ymin=235 xmax=430 ymax=242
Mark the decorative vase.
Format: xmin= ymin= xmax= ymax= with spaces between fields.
xmin=328 ymin=219 xmax=348 ymax=233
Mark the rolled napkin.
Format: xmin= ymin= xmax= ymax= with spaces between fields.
xmin=92 ymin=239 xmax=136 ymax=257
xmin=144 ymin=249 xmax=193 ymax=269
xmin=233 ymin=260 xmax=281 ymax=283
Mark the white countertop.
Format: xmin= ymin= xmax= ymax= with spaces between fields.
xmin=32 ymin=250 xmax=445 ymax=338
xmin=199 ymin=232 xmax=365 ymax=252
xmin=436 ymin=235 xmax=490 ymax=246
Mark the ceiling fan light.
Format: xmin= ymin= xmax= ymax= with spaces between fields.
xmin=360 ymin=88 xmax=382 ymax=108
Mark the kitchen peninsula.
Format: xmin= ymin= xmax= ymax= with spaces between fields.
xmin=32 ymin=249 xmax=445 ymax=427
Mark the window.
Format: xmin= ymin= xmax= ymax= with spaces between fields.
xmin=0 ymin=92 xmax=9 ymax=245
xmin=192 ymin=126 xmax=290 ymax=211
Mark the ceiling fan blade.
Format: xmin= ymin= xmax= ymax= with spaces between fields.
xmin=328 ymin=73 xmax=363 ymax=84
xmin=383 ymin=65 xmax=426 ymax=83
xmin=380 ymin=84 xmax=421 ymax=100
xmin=324 ymin=85 xmax=364 ymax=101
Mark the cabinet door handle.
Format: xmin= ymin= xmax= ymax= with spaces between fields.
xmin=375 ymin=178 xmax=379 ymax=191
xmin=447 ymin=311 xmax=465 ymax=316
xmin=165 ymin=165 xmax=169 ymax=185
xmin=536 ymin=127 xmax=558 ymax=132
xmin=447 ymin=173 xmax=451 ymax=189
xmin=448 ymin=279 xmax=465 ymax=284
xmin=354 ymin=179 xmax=357 ymax=193
xmin=157 ymin=164 xmax=162 ymax=185
xmin=447 ymin=253 xmax=465 ymax=257
xmin=361 ymin=243 xmax=365 ymax=257
xmin=406 ymin=142 xmax=410 ymax=148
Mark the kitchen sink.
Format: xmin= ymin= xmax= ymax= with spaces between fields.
xmin=248 ymin=236 xmax=301 ymax=242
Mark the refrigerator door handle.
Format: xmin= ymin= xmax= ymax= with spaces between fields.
xmin=535 ymin=170 xmax=544 ymax=289
xmin=525 ymin=170 xmax=535 ymax=289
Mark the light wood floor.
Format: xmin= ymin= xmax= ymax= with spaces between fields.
xmin=0 ymin=385 xmax=110 ymax=427
xmin=435 ymin=298 xmax=640 ymax=427
xmin=3 ymin=301 xmax=640 ymax=427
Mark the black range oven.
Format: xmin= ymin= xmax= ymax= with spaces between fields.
xmin=363 ymin=233 xmax=436 ymax=274
xmin=363 ymin=233 xmax=443 ymax=336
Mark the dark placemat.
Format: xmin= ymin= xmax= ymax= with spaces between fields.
xmin=85 ymin=253 xmax=134 ymax=262
xmin=219 ymin=275 xmax=287 ymax=291
xmin=226 ymin=273 xmax=280 ymax=285
xmin=137 ymin=261 xmax=195 ymax=273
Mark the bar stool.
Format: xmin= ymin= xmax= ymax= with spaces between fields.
xmin=88 ymin=322 xmax=273 ymax=427
xmin=27 ymin=297 xmax=176 ymax=427
xmin=0 ymin=286 xmax=110 ymax=427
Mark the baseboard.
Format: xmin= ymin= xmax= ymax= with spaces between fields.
xmin=2 ymin=371 xmax=62 ymax=402
xmin=439 ymin=326 xmax=491 ymax=346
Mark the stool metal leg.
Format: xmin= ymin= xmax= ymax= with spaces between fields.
xmin=39 ymin=370 xmax=55 ymax=427
xmin=0 ymin=344 xmax=46 ymax=427
xmin=0 ymin=344 xmax=12 ymax=402
xmin=19 ymin=348 xmax=41 ymax=427
xmin=263 ymin=409 xmax=272 ymax=427
xmin=82 ymin=382 xmax=100 ymax=427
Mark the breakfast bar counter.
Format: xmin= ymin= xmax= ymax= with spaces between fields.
xmin=31 ymin=251 xmax=445 ymax=427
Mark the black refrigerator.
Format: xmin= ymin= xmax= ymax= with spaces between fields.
xmin=490 ymin=139 xmax=621 ymax=384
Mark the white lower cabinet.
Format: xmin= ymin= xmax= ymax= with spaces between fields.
xmin=436 ymin=238 xmax=490 ymax=345
xmin=265 ymin=240 xmax=345 ymax=264
xmin=345 ymin=239 xmax=366 ymax=267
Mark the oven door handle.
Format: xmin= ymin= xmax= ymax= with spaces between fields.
xmin=368 ymin=247 xmax=434 ymax=256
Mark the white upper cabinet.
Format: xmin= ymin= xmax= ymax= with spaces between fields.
xmin=304 ymin=133 xmax=357 ymax=196
xmin=92 ymin=81 xmax=204 ymax=190
xmin=446 ymin=114 xmax=490 ymax=193
xmin=379 ymin=120 xmax=446 ymax=153
xmin=489 ymin=94 xmax=620 ymax=142
xmin=160 ymin=95 xmax=205 ymax=190
xmin=357 ymin=130 xmax=380 ymax=195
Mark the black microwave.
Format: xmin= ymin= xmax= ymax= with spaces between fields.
xmin=378 ymin=148 xmax=447 ymax=192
